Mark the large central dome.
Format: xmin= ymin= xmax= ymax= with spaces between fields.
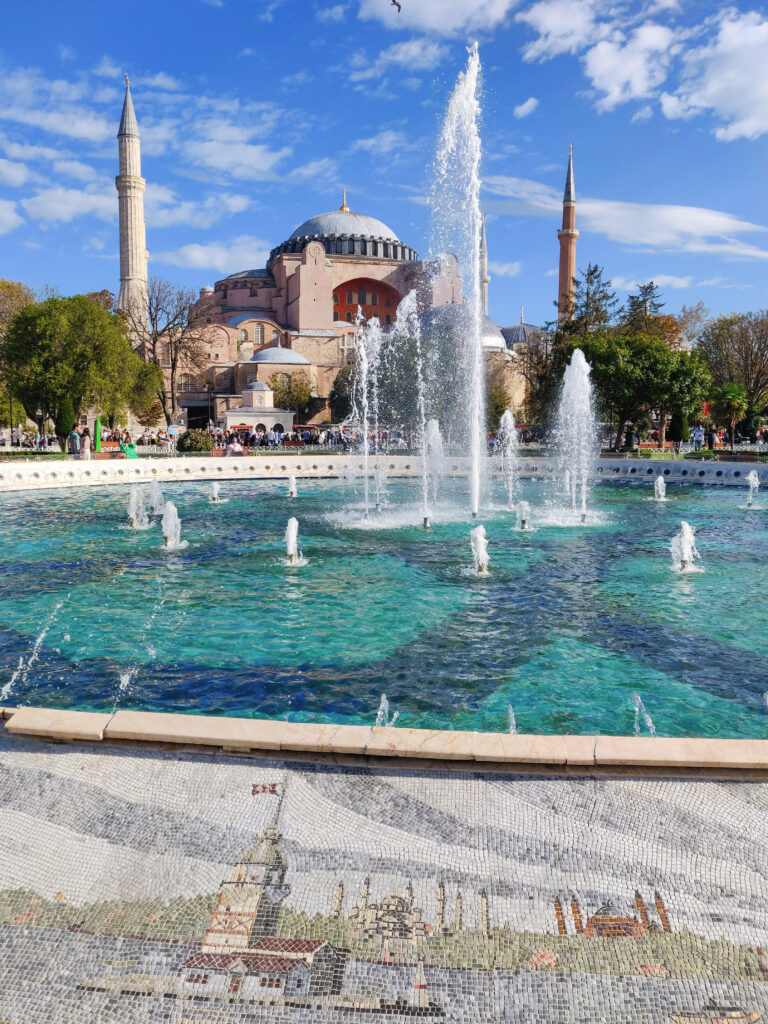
xmin=269 ymin=194 xmax=418 ymax=264
xmin=289 ymin=210 xmax=399 ymax=243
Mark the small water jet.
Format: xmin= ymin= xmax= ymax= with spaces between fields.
xmin=654 ymin=476 xmax=667 ymax=502
xmin=149 ymin=479 xmax=164 ymax=515
xmin=470 ymin=524 xmax=490 ymax=576
xmin=632 ymin=693 xmax=657 ymax=737
xmin=507 ymin=704 xmax=517 ymax=735
xmin=746 ymin=470 xmax=760 ymax=507
xmin=375 ymin=693 xmax=400 ymax=728
xmin=516 ymin=501 xmax=531 ymax=531
xmin=288 ymin=475 xmax=297 ymax=499
xmin=0 ymin=598 xmax=65 ymax=700
xmin=498 ymin=410 xmax=520 ymax=508
xmin=127 ymin=485 xmax=149 ymax=530
xmin=670 ymin=520 xmax=701 ymax=573
xmin=161 ymin=501 xmax=187 ymax=550
xmin=423 ymin=418 xmax=445 ymax=529
xmin=284 ymin=517 xmax=304 ymax=566
xmin=555 ymin=349 xmax=596 ymax=522
xmin=210 ymin=482 xmax=221 ymax=504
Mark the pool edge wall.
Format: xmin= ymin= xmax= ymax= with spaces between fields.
xmin=3 ymin=707 xmax=768 ymax=773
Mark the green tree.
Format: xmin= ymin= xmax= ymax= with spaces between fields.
xmin=0 ymin=278 xmax=36 ymax=428
xmin=268 ymin=370 xmax=312 ymax=421
xmin=558 ymin=263 xmax=621 ymax=337
xmin=487 ymin=385 xmax=508 ymax=432
xmin=710 ymin=382 xmax=749 ymax=451
xmin=623 ymin=281 xmax=665 ymax=333
xmin=667 ymin=410 xmax=689 ymax=451
xmin=647 ymin=347 xmax=710 ymax=447
xmin=329 ymin=364 xmax=355 ymax=421
xmin=0 ymin=295 xmax=149 ymax=430
xmin=54 ymin=396 xmax=76 ymax=450
xmin=697 ymin=311 xmax=768 ymax=436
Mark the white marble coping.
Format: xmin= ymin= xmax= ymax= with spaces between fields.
xmin=0 ymin=453 xmax=765 ymax=493
xmin=2 ymin=707 xmax=767 ymax=771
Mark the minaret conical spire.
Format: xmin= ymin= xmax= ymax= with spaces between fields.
xmin=557 ymin=144 xmax=579 ymax=323
xmin=118 ymin=74 xmax=140 ymax=138
xmin=563 ymin=143 xmax=575 ymax=204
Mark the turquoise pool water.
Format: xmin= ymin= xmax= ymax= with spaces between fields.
xmin=0 ymin=477 xmax=766 ymax=737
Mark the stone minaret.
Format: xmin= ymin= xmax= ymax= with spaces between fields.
xmin=116 ymin=75 xmax=148 ymax=325
xmin=454 ymin=890 xmax=463 ymax=933
xmin=332 ymin=881 xmax=344 ymax=918
xmin=480 ymin=213 xmax=490 ymax=315
xmin=435 ymin=881 xmax=446 ymax=936
xmin=479 ymin=889 xmax=489 ymax=938
xmin=557 ymin=145 xmax=579 ymax=322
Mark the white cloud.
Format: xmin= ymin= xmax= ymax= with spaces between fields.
xmin=21 ymin=185 xmax=115 ymax=223
xmin=183 ymin=137 xmax=291 ymax=180
xmin=317 ymin=4 xmax=345 ymax=21
xmin=288 ymin=157 xmax=338 ymax=182
xmin=351 ymin=130 xmax=414 ymax=155
xmin=484 ymin=174 xmax=768 ymax=260
xmin=141 ymin=72 xmax=182 ymax=91
xmin=611 ymin=273 xmax=693 ymax=290
xmin=632 ymin=104 xmax=653 ymax=123
xmin=202 ymin=0 xmax=224 ymax=6
xmin=58 ymin=46 xmax=76 ymax=62
xmin=0 ymin=199 xmax=23 ymax=234
xmin=488 ymin=259 xmax=522 ymax=277
xmin=357 ymin=0 xmax=517 ymax=36
xmin=281 ymin=71 xmax=313 ymax=87
xmin=155 ymin=235 xmax=271 ymax=273
xmin=0 ymin=158 xmax=32 ymax=187
xmin=584 ymin=22 xmax=678 ymax=110
xmin=52 ymin=159 xmax=98 ymax=182
xmin=350 ymin=38 xmax=449 ymax=82
xmin=144 ymin=184 xmax=250 ymax=228
xmin=513 ymin=96 xmax=538 ymax=118
xmin=94 ymin=56 xmax=121 ymax=78
xmin=517 ymin=0 xmax=605 ymax=61
xmin=661 ymin=10 xmax=768 ymax=141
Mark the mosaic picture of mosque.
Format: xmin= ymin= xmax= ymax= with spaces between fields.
xmin=0 ymin=736 xmax=766 ymax=1023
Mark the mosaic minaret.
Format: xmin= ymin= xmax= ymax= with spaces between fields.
xmin=116 ymin=75 xmax=148 ymax=325
xmin=557 ymin=145 xmax=579 ymax=322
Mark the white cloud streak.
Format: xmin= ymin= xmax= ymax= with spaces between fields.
xmin=356 ymin=0 xmax=517 ymax=36
xmin=513 ymin=96 xmax=538 ymax=118
xmin=155 ymin=235 xmax=271 ymax=272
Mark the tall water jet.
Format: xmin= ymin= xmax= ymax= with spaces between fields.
xmin=507 ymin=704 xmax=517 ymax=735
xmin=654 ymin=476 xmax=666 ymax=502
xmin=516 ymin=500 xmax=531 ymax=531
xmin=352 ymin=309 xmax=382 ymax=518
xmin=284 ymin=517 xmax=302 ymax=566
xmin=746 ymin=469 xmax=760 ymax=507
xmin=423 ymin=418 xmax=445 ymax=528
xmin=211 ymin=482 xmax=221 ymax=504
xmin=470 ymin=524 xmax=490 ymax=575
xmin=431 ymin=43 xmax=484 ymax=517
xmin=632 ymin=693 xmax=656 ymax=737
xmin=149 ymin=479 xmax=164 ymax=515
xmin=498 ymin=409 xmax=520 ymax=508
xmin=288 ymin=475 xmax=297 ymax=499
xmin=555 ymin=348 xmax=596 ymax=522
xmin=671 ymin=520 xmax=701 ymax=573
xmin=375 ymin=693 xmax=399 ymax=728
xmin=127 ymin=485 xmax=149 ymax=529
xmin=161 ymin=501 xmax=186 ymax=550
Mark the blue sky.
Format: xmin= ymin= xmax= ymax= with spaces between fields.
xmin=1 ymin=0 xmax=767 ymax=327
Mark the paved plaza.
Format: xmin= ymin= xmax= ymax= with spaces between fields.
xmin=0 ymin=731 xmax=766 ymax=1023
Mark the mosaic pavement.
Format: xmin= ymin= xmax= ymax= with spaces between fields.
xmin=0 ymin=733 xmax=767 ymax=1023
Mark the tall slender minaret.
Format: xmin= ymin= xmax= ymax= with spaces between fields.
xmin=557 ymin=145 xmax=579 ymax=322
xmin=116 ymin=75 xmax=148 ymax=326
xmin=480 ymin=212 xmax=490 ymax=315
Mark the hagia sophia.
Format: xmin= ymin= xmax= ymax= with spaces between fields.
xmin=115 ymin=79 xmax=578 ymax=429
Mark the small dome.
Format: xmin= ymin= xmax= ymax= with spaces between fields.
xmin=290 ymin=210 xmax=399 ymax=243
xmin=238 ymin=825 xmax=287 ymax=869
xmin=245 ymin=381 xmax=270 ymax=391
xmin=251 ymin=345 xmax=309 ymax=365
xmin=501 ymin=322 xmax=544 ymax=350
xmin=200 ymin=285 xmax=214 ymax=295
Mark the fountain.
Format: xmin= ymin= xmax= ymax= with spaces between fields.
xmin=671 ymin=520 xmax=701 ymax=573
xmin=654 ymin=476 xmax=667 ymax=501
xmin=127 ymin=485 xmax=149 ymax=530
xmin=632 ymin=693 xmax=657 ymax=737
xmin=498 ymin=410 xmax=520 ymax=508
xmin=284 ymin=517 xmax=303 ymax=566
xmin=431 ymin=42 xmax=485 ymax=517
xmin=746 ymin=470 xmax=760 ymax=507
xmin=516 ymin=500 xmax=531 ymax=531
xmin=149 ymin=479 xmax=164 ymax=515
xmin=375 ymin=693 xmax=400 ymax=728
xmin=507 ymin=704 xmax=517 ymax=735
xmin=352 ymin=309 xmax=383 ymax=518
xmin=470 ymin=524 xmax=490 ymax=576
xmin=288 ymin=475 xmax=297 ymax=499
xmin=555 ymin=349 xmax=596 ymax=522
xmin=211 ymin=482 xmax=221 ymax=504
xmin=422 ymin=418 xmax=445 ymax=528
xmin=161 ymin=501 xmax=187 ymax=550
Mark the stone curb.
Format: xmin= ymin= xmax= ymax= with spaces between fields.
xmin=3 ymin=707 xmax=768 ymax=770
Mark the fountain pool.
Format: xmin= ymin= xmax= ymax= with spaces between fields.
xmin=0 ymin=475 xmax=766 ymax=738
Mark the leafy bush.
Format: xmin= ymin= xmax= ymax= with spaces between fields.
xmin=667 ymin=411 xmax=689 ymax=444
xmin=176 ymin=428 xmax=213 ymax=453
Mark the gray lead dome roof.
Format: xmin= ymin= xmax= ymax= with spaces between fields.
xmin=289 ymin=210 xmax=400 ymax=242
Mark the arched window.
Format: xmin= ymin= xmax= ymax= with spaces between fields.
xmin=335 ymin=239 xmax=343 ymax=254
xmin=345 ymin=312 xmax=352 ymax=323
xmin=383 ymin=243 xmax=390 ymax=258
xmin=347 ymin=239 xmax=355 ymax=254
xmin=371 ymin=290 xmax=378 ymax=305
xmin=371 ymin=241 xmax=379 ymax=257
xmin=358 ymin=287 xmax=366 ymax=305
xmin=271 ymin=330 xmax=280 ymax=345
xmin=332 ymin=293 xmax=339 ymax=305
xmin=254 ymin=323 xmax=264 ymax=346
xmin=310 ymin=374 xmax=318 ymax=397
xmin=178 ymin=373 xmax=197 ymax=393
xmin=238 ymin=329 xmax=247 ymax=342
xmin=333 ymin=311 xmax=339 ymax=321
xmin=346 ymin=289 xmax=353 ymax=304
xmin=385 ymin=315 xmax=392 ymax=325
xmin=276 ymin=373 xmax=290 ymax=389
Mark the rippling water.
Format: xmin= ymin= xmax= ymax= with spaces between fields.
xmin=0 ymin=476 xmax=766 ymax=737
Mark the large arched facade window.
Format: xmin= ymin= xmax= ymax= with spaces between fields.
xmin=178 ymin=373 xmax=197 ymax=393
xmin=253 ymin=323 xmax=265 ymax=346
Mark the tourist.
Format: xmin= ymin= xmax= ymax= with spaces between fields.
xmin=268 ymin=428 xmax=276 ymax=447
xmin=68 ymin=426 xmax=81 ymax=459
xmin=693 ymin=425 xmax=704 ymax=451
xmin=707 ymin=427 xmax=717 ymax=450
xmin=80 ymin=427 xmax=92 ymax=460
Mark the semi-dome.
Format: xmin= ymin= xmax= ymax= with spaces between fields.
xmin=420 ymin=304 xmax=506 ymax=351
xmin=251 ymin=345 xmax=309 ymax=365
xmin=501 ymin=321 xmax=544 ymax=350
xmin=269 ymin=193 xmax=418 ymax=264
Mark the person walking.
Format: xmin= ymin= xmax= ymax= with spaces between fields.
xmin=80 ymin=427 xmax=92 ymax=460
xmin=68 ymin=426 xmax=81 ymax=459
